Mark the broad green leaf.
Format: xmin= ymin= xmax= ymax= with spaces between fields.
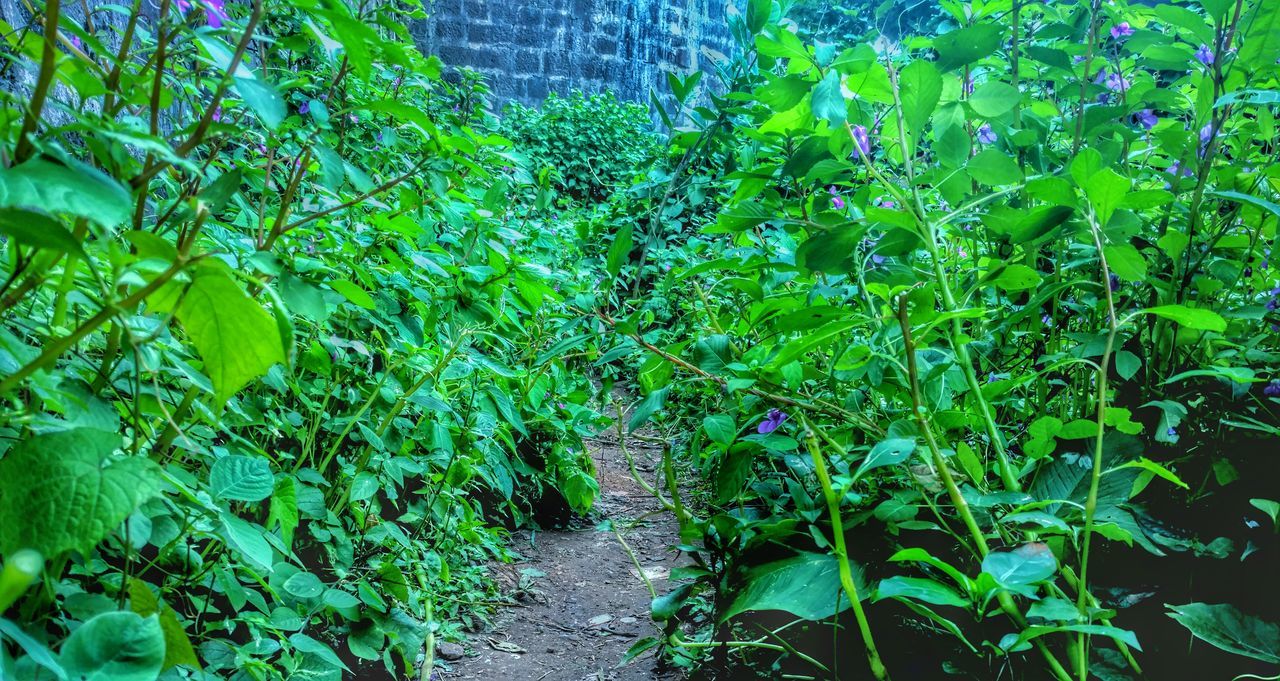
xmin=1167 ymin=603 xmax=1280 ymax=663
xmin=267 ymin=477 xmax=299 ymax=548
xmin=209 ymin=455 xmax=274 ymax=502
xmin=652 ymin=582 xmax=694 ymax=621
xmin=702 ymin=414 xmax=737 ymax=445
xmin=811 ymin=69 xmax=846 ymax=125
xmin=233 ymin=77 xmax=285 ymax=130
xmin=1103 ymin=243 xmax=1147 ymax=282
xmin=934 ymin=24 xmax=1003 ymax=71
xmin=721 ymin=552 xmax=861 ymax=621
xmin=0 ymin=208 xmax=83 ymax=254
xmin=1238 ymin=0 xmax=1280 ymax=67
xmin=282 ymin=572 xmax=325 ymax=599
xmin=606 ymin=224 xmax=634 ymax=277
xmin=0 ymin=429 xmax=160 ymax=557
xmin=992 ymin=264 xmax=1042 ymax=292
xmin=0 ymin=159 xmax=131 ymax=228
xmin=1108 ymin=457 xmax=1189 ymax=490
xmin=854 ymin=438 xmax=917 ymax=479
xmin=899 ymin=60 xmax=941 ymax=140
xmin=128 ymin=581 xmax=200 ymax=671
xmin=328 ymin=279 xmax=376 ymax=309
xmin=288 ymin=633 xmax=351 ymax=672
xmin=1085 ymin=168 xmax=1129 ymax=226
xmin=151 ymin=267 xmax=287 ymax=402
xmin=1142 ymin=305 xmax=1227 ymax=332
xmin=1002 ymin=623 xmax=1141 ymax=653
xmin=967 ymin=149 xmax=1021 ymax=185
xmin=61 ymin=611 xmax=165 ymax=681
xmin=876 ymin=576 xmax=968 ymax=608
xmin=981 ymin=543 xmax=1057 ymax=588
xmin=0 ymin=618 xmax=65 ymax=678
xmin=218 ymin=511 xmax=274 ymax=572
xmin=969 ymin=82 xmax=1021 ymax=118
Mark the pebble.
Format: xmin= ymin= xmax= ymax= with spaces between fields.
xmin=437 ymin=642 xmax=465 ymax=661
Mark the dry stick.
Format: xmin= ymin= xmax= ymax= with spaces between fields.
xmin=895 ymin=296 xmax=1074 ymax=681
xmin=800 ymin=418 xmax=890 ymax=681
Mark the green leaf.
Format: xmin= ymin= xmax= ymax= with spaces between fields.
xmin=0 ymin=159 xmax=131 ymax=228
xmin=746 ymin=0 xmax=772 ymax=33
xmin=1142 ymin=305 xmax=1227 ymax=332
xmin=969 ymin=82 xmax=1021 ymax=118
xmin=288 ymin=633 xmax=351 ymax=672
xmin=981 ymin=543 xmax=1057 ymax=588
xmin=209 ymin=455 xmax=274 ymax=502
xmin=1108 ymin=458 xmax=1189 ymax=490
xmin=651 ymin=583 xmax=694 ymax=621
xmin=61 ymin=611 xmax=165 ymax=681
xmin=934 ymin=24 xmax=1003 ymax=71
xmin=128 ymin=581 xmax=200 ymax=671
xmin=1115 ymin=350 xmax=1141 ymax=381
xmin=721 ymin=552 xmax=860 ymax=621
xmin=218 ymin=511 xmax=274 ymax=572
xmin=233 ymin=77 xmax=286 ymax=130
xmin=606 ymin=224 xmax=634 ymax=277
xmin=0 ymin=618 xmax=65 ymax=679
xmin=899 ymin=60 xmax=942 ymax=141
xmin=327 ymin=279 xmax=376 ymax=309
xmin=992 ymin=264 xmax=1043 ymax=292
xmin=854 ymin=438 xmax=917 ymax=480
xmin=811 ymin=69 xmax=846 ymax=125
xmin=1238 ymin=0 xmax=1280 ymax=67
xmin=283 ymin=572 xmax=325 ymax=599
xmin=267 ymin=477 xmax=299 ymax=548
xmin=1103 ymin=243 xmax=1147 ymax=282
xmin=0 ymin=429 xmax=160 ymax=558
xmin=702 ymin=414 xmax=737 ymax=445
xmin=1085 ymin=168 xmax=1130 ymax=226
xmin=876 ymin=576 xmax=968 ymax=608
xmin=1167 ymin=603 xmax=1280 ymax=663
xmin=967 ymin=149 xmax=1021 ymax=185
xmin=0 ymin=208 xmax=84 ymax=254
xmin=151 ymin=267 xmax=287 ymax=402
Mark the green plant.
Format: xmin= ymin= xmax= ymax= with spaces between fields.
xmin=503 ymin=90 xmax=663 ymax=202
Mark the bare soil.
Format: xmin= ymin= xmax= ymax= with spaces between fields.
xmin=438 ymin=434 xmax=685 ymax=681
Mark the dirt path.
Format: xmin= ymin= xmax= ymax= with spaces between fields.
xmin=441 ymin=432 xmax=685 ymax=681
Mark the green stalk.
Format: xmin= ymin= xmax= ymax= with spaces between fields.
xmin=1076 ymin=208 xmax=1121 ymax=679
xmin=801 ymin=418 xmax=891 ymax=681
xmin=896 ymin=297 xmax=1074 ymax=681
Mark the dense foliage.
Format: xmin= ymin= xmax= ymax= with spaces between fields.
xmin=2 ymin=0 xmax=1280 ymax=679
xmin=0 ymin=1 xmax=605 ymax=679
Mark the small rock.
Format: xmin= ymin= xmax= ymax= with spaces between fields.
xmin=587 ymin=614 xmax=613 ymax=626
xmin=437 ymin=642 xmax=465 ymax=661
xmin=619 ymin=617 xmax=637 ymax=624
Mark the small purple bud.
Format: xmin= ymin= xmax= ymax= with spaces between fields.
xmin=824 ymin=185 xmax=844 ymax=209
xmin=852 ymin=125 xmax=871 ymax=156
xmin=1264 ymin=381 xmax=1280 ymax=397
xmin=1110 ymin=22 xmax=1134 ymax=39
xmin=1041 ymin=313 xmax=1054 ymax=327
xmin=1109 ymin=273 xmax=1121 ymax=291
xmin=299 ymin=101 xmax=310 ymax=115
xmin=1199 ymin=123 xmax=1215 ymax=146
xmin=1195 ymin=44 xmax=1215 ymax=66
xmin=976 ymin=123 xmax=997 ymax=145
xmin=1135 ymin=109 xmax=1158 ymax=131
xmin=757 ymin=409 xmax=788 ymax=434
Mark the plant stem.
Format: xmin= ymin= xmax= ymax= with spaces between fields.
xmin=801 ymin=418 xmax=891 ymax=681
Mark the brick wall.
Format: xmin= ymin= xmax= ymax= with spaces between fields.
xmin=412 ymin=0 xmax=740 ymax=109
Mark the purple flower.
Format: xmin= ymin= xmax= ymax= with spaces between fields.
xmin=1041 ymin=313 xmax=1053 ymax=327
xmin=1199 ymin=123 xmax=1215 ymax=146
xmin=1105 ymin=71 xmax=1130 ymax=93
xmin=1264 ymin=381 xmax=1280 ymax=397
xmin=986 ymin=372 xmax=998 ymax=383
xmin=68 ymin=34 xmax=82 ymax=50
xmin=1135 ymin=109 xmax=1158 ymax=130
xmin=1109 ymin=273 xmax=1121 ymax=291
xmin=1110 ymin=22 xmax=1134 ymax=39
xmin=1166 ymin=426 xmax=1178 ymax=438
xmin=963 ymin=76 xmax=974 ymax=96
xmin=1195 ymin=44 xmax=1215 ymax=66
xmin=757 ymin=409 xmax=788 ymax=434
xmin=874 ymin=197 xmax=896 ymax=209
xmin=204 ymin=0 xmax=226 ymax=28
xmin=976 ymin=123 xmax=997 ymax=145
xmin=1266 ymin=298 xmax=1278 ymax=311
xmin=852 ymin=125 xmax=871 ymax=156
xmin=211 ymin=106 xmax=222 ymax=122
xmin=828 ymin=186 xmax=845 ymax=210
xmin=299 ymin=101 xmax=310 ymax=115
xmin=1243 ymin=266 xmax=1252 ymax=278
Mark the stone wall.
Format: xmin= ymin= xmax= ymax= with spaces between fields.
xmin=411 ymin=0 xmax=740 ymax=110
